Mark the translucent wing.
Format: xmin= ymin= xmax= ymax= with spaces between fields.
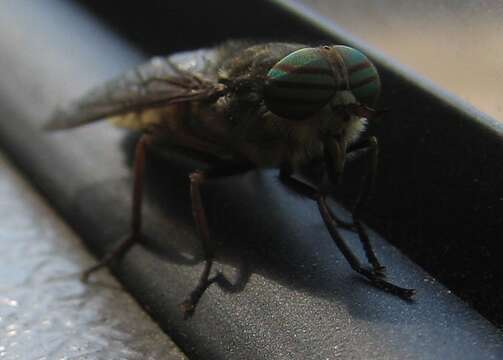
xmin=45 ymin=50 xmax=223 ymax=130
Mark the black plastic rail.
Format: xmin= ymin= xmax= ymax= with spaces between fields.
xmin=0 ymin=0 xmax=501 ymax=359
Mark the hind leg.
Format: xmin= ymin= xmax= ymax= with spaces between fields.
xmin=82 ymin=134 xmax=151 ymax=281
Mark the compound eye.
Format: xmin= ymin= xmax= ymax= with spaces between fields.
xmin=334 ymin=45 xmax=381 ymax=107
xmin=264 ymin=48 xmax=337 ymax=120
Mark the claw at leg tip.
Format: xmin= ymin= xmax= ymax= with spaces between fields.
xmin=373 ymin=266 xmax=387 ymax=278
xmin=179 ymin=300 xmax=195 ymax=319
xmin=402 ymin=288 xmax=417 ymax=301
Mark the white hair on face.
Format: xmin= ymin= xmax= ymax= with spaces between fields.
xmin=346 ymin=116 xmax=367 ymax=144
xmin=331 ymin=90 xmax=356 ymax=106
xmin=330 ymin=90 xmax=368 ymax=145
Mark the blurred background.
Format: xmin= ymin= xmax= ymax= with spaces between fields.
xmin=301 ymin=0 xmax=503 ymax=121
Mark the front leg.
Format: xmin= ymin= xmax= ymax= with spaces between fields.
xmin=345 ymin=136 xmax=386 ymax=276
xmin=279 ymin=165 xmax=354 ymax=230
xmin=279 ymin=167 xmax=415 ymax=300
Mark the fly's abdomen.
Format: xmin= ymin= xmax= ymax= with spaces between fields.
xmin=110 ymin=103 xmax=187 ymax=131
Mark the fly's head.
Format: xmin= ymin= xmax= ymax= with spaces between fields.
xmin=264 ymin=45 xmax=381 ymax=183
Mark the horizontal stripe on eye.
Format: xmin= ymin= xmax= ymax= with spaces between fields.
xmin=273 ymin=64 xmax=334 ymax=76
xmin=267 ymin=80 xmax=336 ymax=90
xmin=266 ymin=95 xmax=328 ymax=105
xmin=348 ymin=62 xmax=371 ymax=73
xmin=352 ymin=75 xmax=378 ymax=89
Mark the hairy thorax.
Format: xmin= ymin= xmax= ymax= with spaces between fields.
xmin=110 ymin=42 xmax=367 ymax=170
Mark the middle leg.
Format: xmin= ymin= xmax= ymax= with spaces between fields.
xmin=179 ymin=161 xmax=254 ymax=318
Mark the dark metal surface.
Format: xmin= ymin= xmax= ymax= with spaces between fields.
xmin=0 ymin=0 xmax=502 ymax=359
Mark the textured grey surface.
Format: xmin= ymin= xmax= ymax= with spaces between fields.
xmin=0 ymin=153 xmax=187 ymax=360
xmin=0 ymin=1 xmax=186 ymax=359
xmin=0 ymin=1 xmax=502 ymax=360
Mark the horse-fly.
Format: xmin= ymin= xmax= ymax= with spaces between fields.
xmin=46 ymin=41 xmax=415 ymax=318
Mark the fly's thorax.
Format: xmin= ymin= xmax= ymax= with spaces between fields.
xmin=218 ymin=42 xmax=305 ymax=81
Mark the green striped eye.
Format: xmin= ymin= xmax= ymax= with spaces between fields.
xmin=264 ymin=48 xmax=337 ymax=120
xmin=334 ymin=45 xmax=380 ymax=108
xmin=264 ymin=46 xmax=381 ymax=120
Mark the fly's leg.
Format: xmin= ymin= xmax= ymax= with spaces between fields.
xmin=179 ymin=162 xmax=253 ymax=319
xmin=179 ymin=170 xmax=214 ymax=319
xmin=318 ymin=196 xmax=415 ymax=300
xmin=82 ymin=134 xmax=151 ymax=281
xmin=280 ymin=165 xmax=353 ymax=230
xmin=279 ymin=169 xmax=415 ymax=301
xmin=325 ymin=205 xmax=356 ymax=231
xmin=347 ymin=136 xmax=386 ymax=277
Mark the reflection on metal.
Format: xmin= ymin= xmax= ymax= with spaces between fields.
xmin=0 ymin=154 xmax=185 ymax=360
xmin=0 ymin=154 xmax=186 ymax=359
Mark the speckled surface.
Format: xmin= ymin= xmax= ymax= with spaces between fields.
xmin=0 ymin=153 xmax=187 ymax=359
